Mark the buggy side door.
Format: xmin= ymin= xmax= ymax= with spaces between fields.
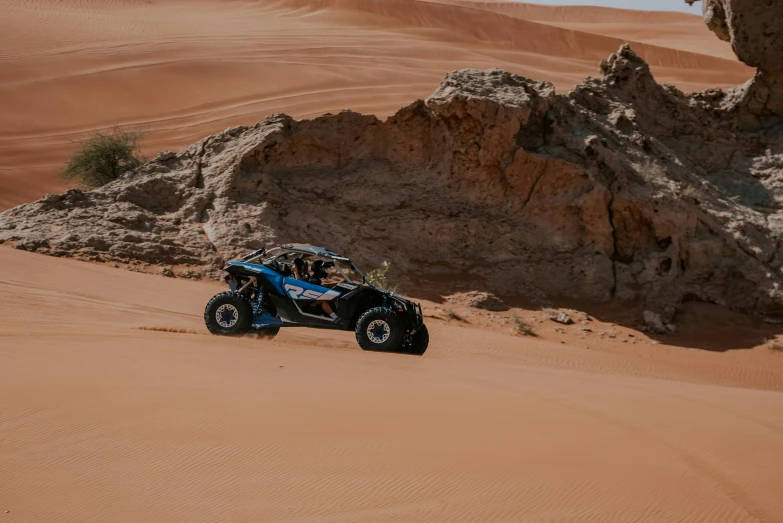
xmin=271 ymin=276 xmax=342 ymax=324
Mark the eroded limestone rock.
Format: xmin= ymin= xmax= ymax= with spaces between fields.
xmin=688 ymin=0 xmax=783 ymax=126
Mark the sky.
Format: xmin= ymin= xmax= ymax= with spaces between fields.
xmin=522 ymin=0 xmax=701 ymax=13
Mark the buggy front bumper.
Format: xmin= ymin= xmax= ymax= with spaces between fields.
xmin=411 ymin=302 xmax=424 ymax=332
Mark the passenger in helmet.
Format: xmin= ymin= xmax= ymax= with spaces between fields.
xmin=292 ymin=256 xmax=309 ymax=281
xmin=309 ymin=260 xmax=329 ymax=286
xmin=313 ymin=259 xmax=337 ymax=318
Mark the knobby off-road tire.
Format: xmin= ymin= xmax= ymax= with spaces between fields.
xmin=355 ymin=307 xmax=404 ymax=352
xmin=204 ymin=292 xmax=253 ymax=335
xmin=405 ymin=324 xmax=429 ymax=356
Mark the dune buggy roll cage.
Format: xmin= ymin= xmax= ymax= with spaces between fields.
xmin=238 ymin=245 xmax=369 ymax=286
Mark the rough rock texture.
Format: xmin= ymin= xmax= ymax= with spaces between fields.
xmin=447 ymin=292 xmax=510 ymax=312
xmin=2 ymin=45 xmax=783 ymax=321
xmin=688 ymin=0 xmax=783 ymax=127
xmin=644 ymin=310 xmax=676 ymax=335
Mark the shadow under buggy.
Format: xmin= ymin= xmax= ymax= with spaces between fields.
xmin=204 ymin=245 xmax=428 ymax=355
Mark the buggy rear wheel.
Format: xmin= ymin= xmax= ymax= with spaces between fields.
xmin=204 ymin=292 xmax=252 ymax=335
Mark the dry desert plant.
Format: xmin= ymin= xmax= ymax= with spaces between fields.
xmin=766 ymin=339 xmax=783 ymax=353
xmin=365 ymin=261 xmax=397 ymax=292
xmin=514 ymin=315 xmax=536 ymax=336
xmin=62 ymin=127 xmax=147 ymax=187
xmin=446 ymin=308 xmax=465 ymax=322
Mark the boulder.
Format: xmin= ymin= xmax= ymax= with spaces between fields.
xmin=544 ymin=309 xmax=574 ymax=326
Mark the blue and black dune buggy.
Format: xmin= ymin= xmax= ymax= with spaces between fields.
xmin=204 ymin=245 xmax=429 ymax=355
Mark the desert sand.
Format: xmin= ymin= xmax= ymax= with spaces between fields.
xmin=0 ymin=0 xmax=753 ymax=210
xmin=2 ymin=247 xmax=783 ymax=522
xmin=3 ymin=1 xmax=782 ymax=521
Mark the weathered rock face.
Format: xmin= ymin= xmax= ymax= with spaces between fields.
xmin=688 ymin=0 xmax=783 ymax=126
xmin=696 ymin=0 xmax=783 ymax=72
xmin=1 ymin=46 xmax=782 ymax=321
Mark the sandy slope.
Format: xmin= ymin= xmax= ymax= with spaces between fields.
xmin=2 ymin=247 xmax=783 ymax=522
xmin=433 ymin=1 xmax=738 ymax=58
xmin=0 ymin=0 xmax=753 ymax=210
xmin=2 ymin=4 xmax=780 ymax=521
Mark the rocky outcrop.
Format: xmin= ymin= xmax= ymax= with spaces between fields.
xmin=695 ymin=0 xmax=783 ymax=72
xmin=688 ymin=0 xmax=783 ymax=127
xmin=2 ymin=45 xmax=782 ymax=322
xmin=447 ymin=292 xmax=510 ymax=312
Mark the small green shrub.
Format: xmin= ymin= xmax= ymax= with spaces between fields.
xmin=365 ymin=261 xmax=396 ymax=292
xmin=61 ymin=127 xmax=146 ymax=188
xmin=514 ymin=315 xmax=536 ymax=336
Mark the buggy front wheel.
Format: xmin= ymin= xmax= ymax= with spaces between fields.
xmin=355 ymin=307 xmax=404 ymax=352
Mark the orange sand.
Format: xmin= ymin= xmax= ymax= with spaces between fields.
xmin=0 ymin=0 xmax=752 ymax=210
xmin=2 ymin=4 xmax=779 ymax=520
xmin=1 ymin=247 xmax=782 ymax=522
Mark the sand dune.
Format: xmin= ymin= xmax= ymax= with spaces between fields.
xmin=418 ymin=0 xmax=736 ymax=57
xmin=0 ymin=0 xmax=752 ymax=210
xmin=2 ymin=3 xmax=781 ymax=521
xmin=1 ymin=247 xmax=783 ymax=522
